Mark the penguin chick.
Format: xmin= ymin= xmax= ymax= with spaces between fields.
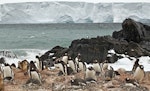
xmin=104 ymin=66 xmax=115 ymax=81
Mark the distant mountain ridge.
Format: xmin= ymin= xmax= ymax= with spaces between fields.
xmin=0 ymin=2 xmax=150 ymax=24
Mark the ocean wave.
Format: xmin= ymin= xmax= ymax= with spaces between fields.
xmin=0 ymin=49 xmax=48 ymax=67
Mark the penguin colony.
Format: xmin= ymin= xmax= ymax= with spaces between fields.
xmin=0 ymin=52 xmax=147 ymax=88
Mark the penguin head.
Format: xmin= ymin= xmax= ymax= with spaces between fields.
xmin=135 ymin=59 xmax=139 ymax=63
xmin=139 ymin=65 xmax=144 ymax=70
xmin=125 ymin=78 xmax=130 ymax=82
xmin=88 ymin=66 xmax=94 ymax=71
xmin=11 ymin=63 xmax=16 ymax=68
xmin=36 ymin=55 xmax=39 ymax=59
xmin=68 ymin=56 xmax=72 ymax=60
xmin=93 ymin=60 xmax=98 ymax=63
xmin=30 ymin=61 xmax=37 ymax=71
xmin=64 ymin=53 xmax=68 ymax=56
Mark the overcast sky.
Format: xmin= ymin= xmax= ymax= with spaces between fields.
xmin=0 ymin=0 xmax=150 ymax=4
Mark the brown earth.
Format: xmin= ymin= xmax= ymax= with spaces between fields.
xmin=3 ymin=67 xmax=150 ymax=91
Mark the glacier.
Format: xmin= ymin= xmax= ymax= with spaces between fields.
xmin=0 ymin=2 xmax=150 ymax=23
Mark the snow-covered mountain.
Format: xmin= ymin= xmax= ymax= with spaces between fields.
xmin=0 ymin=2 xmax=150 ymax=24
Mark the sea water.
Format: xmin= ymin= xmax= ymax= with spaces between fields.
xmin=0 ymin=23 xmax=121 ymax=59
xmin=0 ymin=23 xmax=150 ymax=71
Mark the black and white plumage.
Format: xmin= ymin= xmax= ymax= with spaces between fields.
xmin=78 ymin=59 xmax=86 ymax=72
xmin=75 ymin=53 xmax=81 ymax=66
xmin=70 ymin=78 xmax=86 ymax=86
xmin=85 ymin=66 xmax=97 ymax=82
xmin=133 ymin=65 xmax=145 ymax=82
xmin=35 ymin=55 xmax=42 ymax=71
xmin=92 ymin=60 xmax=102 ymax=76
xmin=29 ymin=61 xmax=42 ymax=85
xmin=132 ymin=59 xmax=140 ymax=73
xmin=2 ymin=65 xmax=14 ymax=81
xmin=54 ymin=61 xmax=67 ymax=75
xmin=125 ymin=78 xmax=139 ymax=87
xmin=61 ymin=53 xmax=68 ymax=64
xmin=68 ymin=57 xmax=77 ymax=73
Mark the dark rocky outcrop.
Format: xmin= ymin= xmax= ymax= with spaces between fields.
xmin=113 ymin=18 xmax=147 ymax=43
xmin=113 ymin=18 xmax=150 ymax=52
xmin=41 ymin=18 xmax=150 ymax=63
xmin=40 ymin=46 xmax=68 ymax=61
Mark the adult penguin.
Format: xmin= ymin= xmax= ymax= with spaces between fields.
xmin=133 ymin=65 xmax=145 ymax=83
xmin=70 ymin=78 xmax=86 ymax=86
xmin=68 ymin=57 xmax=77 ymax=73
xmin=75 ymin=53 xmax=81 ymax=66
xmin=54 ymin=60 xmax=67 ymax=75
xmin=29 ymin=61 xmax=42 ymax=85
xmin=92 ymin=60 xmax=101 ymax=76
xmin=78 ymin=59 xmax=86 ymax=72
xmin=62 ymin=53 xmax=68 ymax=64
xmin=2 ymin=64 xmax=14 ymax=81
xmin=132 ymin=59 xmax=140 ymax=73
xmin=35 ymin=55 xmax=43 ymax=71
xmin=85 ymin=66 xmax=97 ymax=82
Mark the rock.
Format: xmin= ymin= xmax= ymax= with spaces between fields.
xmin=113 ymin=18 xmax=147 ymax=43
xmin=106 ymin=54 xmax=119 ymax=63
xmin=0 ymin=57 xmax=5 ymax=64
xmin=41 ymin=18 xmax=150 ymax=64
xmin=69 ymin=36 xmax=117 ymax=63
xmin=113 ymin=18 xmax=150 ymax=53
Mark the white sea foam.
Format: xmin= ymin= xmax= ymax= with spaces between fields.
xmin=1 ymin=49 xmax=48 ymax=67
xmin=1 ymin=49 xmax=150 ymax=71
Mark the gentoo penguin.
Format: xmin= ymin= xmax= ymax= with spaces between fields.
xmin=85 ymin=66 xmax=97 ymax=82
xmin=11 ymin=63 xmax=16 ymax=68
xmin=2 ymin=64 xmax=14 ymax=81
xmin=133 ymin=65 xmax=145 ymax=83
xmin=125 ymin=78 xmax=139 ymax=87
xmin=70 ymin=78 xmax=86 ymax=86
xmin=75 ymin=53 xmax=81 ymax=66
xmin=54 ymin=61 xmax=67 ymax=75
xmin=61 ymin=53 xmax=68 ymax=64
xmin=78 ymin=59 xmax=86 ymax=72
xmin=92 ymin=60 xmax=101 ymax=76
xmin=104 ymin=66 xmax=115 ymax=81
xmin=29 ymin=61 xmax=42 ymax=85
xmin=35 ymin=55 xmax=42 ymax=71
xmin=132 ymin=59 xmax=140 ymax=73
xmin=102 ymin=62 xmax=108 ymax=71
xmin=68 ymin=57 xmax=77 ymax=73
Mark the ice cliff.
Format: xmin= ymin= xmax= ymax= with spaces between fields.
xmin=0 ymin=2 xmax=150 ymax=23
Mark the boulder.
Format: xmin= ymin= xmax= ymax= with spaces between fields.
xmin=113 ymin=18 xmax=147 ymax=43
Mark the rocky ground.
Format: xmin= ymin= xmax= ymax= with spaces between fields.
xmin=3 ymin=67 xmax=150 ymax=91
